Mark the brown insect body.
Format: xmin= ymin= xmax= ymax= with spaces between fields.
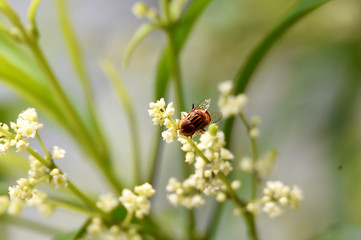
xmin=178 ymin=99 xmax=222 ymax=137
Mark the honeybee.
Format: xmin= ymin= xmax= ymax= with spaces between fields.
xmin=178 ymin=99 xmax=222 ymax=137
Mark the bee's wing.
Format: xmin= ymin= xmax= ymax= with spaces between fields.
xmin=196 ymin=99 xmax=211 ymax=110
xmin=210 ymin=112 xmax=222 ymax=123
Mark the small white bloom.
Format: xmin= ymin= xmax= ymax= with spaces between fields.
xmin=16 ymin=139 xmax=29 ymax=152
xmin=134 ymin=182 xmax=156 ymax=197
xmin=191 ymin=195 xmax=204 ymax=208
xmin=216 ymin=192 xmax=227 ymax=202
xmin=246 ymin=202 xmax=261 ymax=214
xmin=132 ymin=2 xmax=149 ymax=18
xmin=119 ymin=189 xmax=136 ymax=213
xmin=7 ymin=201 xmax=22 ymax=216
xmin=27 ymin=190 xmax=47 ymax=206
xmin=96 ymin=193 xmax=119 ymax=213
xmin=185 ymin=152 xmax=195 ymax=164
xmin=167 ymin=193 xmax=180 ymax=206
xmin=162 ymin=127 xmax=177 ymax=143
xmin=38 ymin=203 xmax=54 ymax=218
xmin=87 ymin=217 xmax=105 ymax=237
xmin=263 ymin=202 xmax=282 ymax=218
xmin=218 ymin=80 xmax=233 ymax=95
xmin=231 ymin=180 xmax=241 ymax=190
xmin=249 ymin=128 xmax=260 ymax=139
xmin=240 ymin=157 xmax=253 ymax=172
xmin=251 ymin=116 xmax=261 ymax=126
xmin=52 ymin=146 xmax=66 ymax=159
xmin=0 ymin=196 xmax=10 ymax=214
xmin=52 ymin=173 xmax=68 ymax=189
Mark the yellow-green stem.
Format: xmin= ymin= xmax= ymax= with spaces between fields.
xmin=55 ymin=0 xmax=110 ymax=163
xmin=239 ymin=113 xmax=259 ymax=199
xmin=46 ymin=198 xmax=99 ymax=217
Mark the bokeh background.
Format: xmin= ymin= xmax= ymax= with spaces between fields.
xmin=0 ymin=0 xmax=361 ymax=239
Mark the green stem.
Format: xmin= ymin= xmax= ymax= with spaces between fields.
xmin=147 ymin=126 xmax=163 ymax=185
xmin=55 ymin=0 xmax=110 ymax=163
xmin=26 ymin=147 xmax=105 ymax=219
xmin=36 ymin=134 xmax=51 ymax=160
xmin=165 ymin=29 xmax=186 ymax=112
xmin=1 ymin=215 xmax=62 ymax=235
xmin=101 ymin=60 xmax=141 ymax=185
xmin=27 ymin=0 xmax=43 ymax=37
xmin=242 ymin=212 xmax=259 ymax=240
xmin=122 ymin=211 xmax=134 ymax=227
xmin=46 ymin=198 xmax=99 ymax=217
xmin=239 ymin=113 xmax=259 ymax=199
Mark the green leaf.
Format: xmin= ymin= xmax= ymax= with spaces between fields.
xmin=155 ymin=0 xmax=214 ymax=99
xmin=124 ymin=23 xmax=160 ymax=67
xmin=0 ymin=34 xmax=71 ymax=129
xmin=223 ymin=0 xmax=334 ymax=144
xmin=110 ymin=205 xmax=127 ymax=222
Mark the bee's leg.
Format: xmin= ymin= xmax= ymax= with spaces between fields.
xmin=192 ymin=103 xmax=194 ymax=109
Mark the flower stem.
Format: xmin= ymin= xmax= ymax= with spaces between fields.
xmin=101 ymin=60 xmax=141 ymax=185
xmin=242 ymin=212 xmax=259 ymax=240
xmin=46 ymin=198 xmax=99 ymax=217
xmin=239 ymin=113 xmax=259 ymax=199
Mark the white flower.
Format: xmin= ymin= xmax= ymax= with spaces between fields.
xmin=263 ymin=202 xmax=282 ymax=218
xmin=218 ymin=94 xmax=248 ymax=118
xmin=16 ymin=140 xmax=29 ymax=152
xmin=119 ymin=189 xmax=136 ymax=213
xmin=19 ymin=108 xmax=38 ymax=122
xmin=246 ymin=202 xmax=261 ymax=214
xmin=185 ymin=152 xmax=195 ymax=164
xmin=216 ymin=192 xmax=227 ymax=202
xmin=50 ymin=169 xmax=68 ymax=189
xmin=249 ymin=127 xmax=260 ymax=139
xmin=0 ymin=139 xmax=11 ymax=154
xmin=52 ymin=146 xmax=66 ymax=159
xmin=218 ymin=80 xmax=233 ymax=95
xmin=96 ymin=193 xmax=119 ymax=213
xmin=87 ymin=218 xmax=106 ymax=237
xmin=240 ymin=157 xmax=253 ymax=172
xmin=7 ymin=201 xmax=22 ymax=216
xmin=27 ymin=190 xmax=47 ymax=206
xmin=162 ymin=127 xmax=177 ymax=143
xmin=231 ymin=180 xmax=241 ymax=190
xmin=148 ymin=98 xmax=175 ymax=126
xmin=132 ymin=2 xmax=149 ymax=18
xmin=134 ymin=182 xmax=156 ymax=197
xmin=119 ymin=183 xmax=155 ymax=219
xmin=38 ymin=203 xmax=54 ymax=218
xmin=0 ymin=196 xmax=10 ymax=214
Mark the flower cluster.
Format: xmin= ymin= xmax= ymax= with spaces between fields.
xmin=0 ymin=189 xmax=54 ymax=218
xmin=148 ymin=98 xmax=178 ymax=143
xmin=83 ymin=217 xmax=142 ymax=240
xmin=246 ymin=181 xmax=303 ymax=218
xmin=0 ymin=108 xmax=67 ymax=218
xmin=49 ymin=168 xmax=68 ymax=189
xmin=96 ymin=193 xmax=119 ymax=213
xmin=217 ymin=81 xmax=248 ymax=118
xmin=0 ymin=108 xmax=43 ymax=153
xmin=119 ymin=182 xmax=156 ymax=219
xmin=132 ymin=2 xmax=159 ymax=21
xmin=166 ymin=125 xmax=239 ymax=209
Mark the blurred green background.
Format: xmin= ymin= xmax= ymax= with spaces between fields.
xmin=0 ymin=0 xmax=361 ymax=239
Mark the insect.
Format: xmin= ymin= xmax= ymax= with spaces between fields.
xmin=178 ymin=99 xmax=222 ymax=137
